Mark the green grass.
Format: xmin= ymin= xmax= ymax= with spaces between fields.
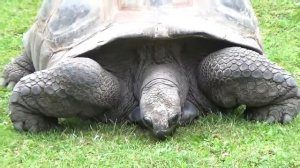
xmin=0 ymin=0 xmax=300 ymax=167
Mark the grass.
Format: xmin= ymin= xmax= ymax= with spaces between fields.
xmin=0 ymin=0 xmax=300 ymax=167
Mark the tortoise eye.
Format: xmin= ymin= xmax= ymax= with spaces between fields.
xmin=168 ymin=114 xmax=179 ymax=125
xmin=143 ymin=117 xmax=153 ymax=128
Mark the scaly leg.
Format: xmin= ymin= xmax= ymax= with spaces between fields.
xmin=10 ymin=57 xmax=121 ymax=132
xmin=198 ymin=47 xmax=300 ymax=123
xmin=2 ymin=53 xmax=34 ymax=89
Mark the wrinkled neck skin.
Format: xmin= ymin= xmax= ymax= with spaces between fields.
xmin=135 ymin=43 xmax=189 ymax=139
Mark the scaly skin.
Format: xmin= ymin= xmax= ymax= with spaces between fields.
xmin=3 ymin=46 xmax=300 ymax=138
xmin=139 ymin=64 xmax=187 ymax=139
xmin=135 ymin=44 xmax=199 ymax=139
xmin=9 ymin=57 xmax=121 ymax=132
xmin=2 ymin=53 xmax=34 ymax=89
xmin=198 ymin=47 xmax=300 ymax=123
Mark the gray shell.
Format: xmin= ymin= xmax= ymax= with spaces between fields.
xmin=24 ymin=0 xmax=263 ymax=70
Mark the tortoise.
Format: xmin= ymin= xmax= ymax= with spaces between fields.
xmin=2 ymin=0 xmax=300 ymax=139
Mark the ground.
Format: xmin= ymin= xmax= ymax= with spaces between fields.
xmin=0 ymin=0 xmax=299 ymax=167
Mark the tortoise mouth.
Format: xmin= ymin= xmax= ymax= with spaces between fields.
xmin=153 ymin=129 xmax=175 ymax=140
xmin=142 ymin=115 xmax=178 ymax=140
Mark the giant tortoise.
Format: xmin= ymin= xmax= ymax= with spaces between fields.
xmin=2 ymin=0 xmax=300 ymax=139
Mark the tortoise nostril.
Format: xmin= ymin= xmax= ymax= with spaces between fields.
xmin=143 ymin=117 xmax=153 ymax=128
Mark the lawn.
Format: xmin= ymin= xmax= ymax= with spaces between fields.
xmin=0 ymin=0 xmax=299 ymax=167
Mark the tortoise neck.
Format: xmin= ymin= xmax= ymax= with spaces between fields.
xmin=137 ymin=42 xmax=182 ymax=65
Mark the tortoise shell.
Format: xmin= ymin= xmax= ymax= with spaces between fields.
xmin=23 ymin=0 xmax=262 ymax=70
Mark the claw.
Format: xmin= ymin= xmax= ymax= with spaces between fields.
xmin=13 ymin=121 xmax=25 ymax=132
xmin=282 ymin=114 xmax=293 ymax=124
xmin=28 ymin=125 xmax=39 ymax=133
xmin=7 ymin=81 xmax=16 ymax=90
xmin=0 ymin=77 xmax=6 ymax=87
xmin=265 ymin=115 xmax=275 ymax=123
xmin=244 ymin=110 xmax=253 ymax=120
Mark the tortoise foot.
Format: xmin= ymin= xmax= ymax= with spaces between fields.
xmin=245 ymin=98 xmax=300 ymax=123
xmin=1 ymin=53 xmax=34 ymax=89
xmin=10 ymin=104 xmax=58 ymax=132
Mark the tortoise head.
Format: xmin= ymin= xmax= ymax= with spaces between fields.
xmin=140 ymin=83 xmax=181 ymax=139
xmin=138 ymin=64 xmax=188 ymax=139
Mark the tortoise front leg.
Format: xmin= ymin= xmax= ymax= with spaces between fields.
xmin=10 ymin=57 xmax=121 ymax=132
xmin=1 ymin=53 xmax=34 ymax=89
xmin=198 ymin=47 xmax=300 ymax=123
